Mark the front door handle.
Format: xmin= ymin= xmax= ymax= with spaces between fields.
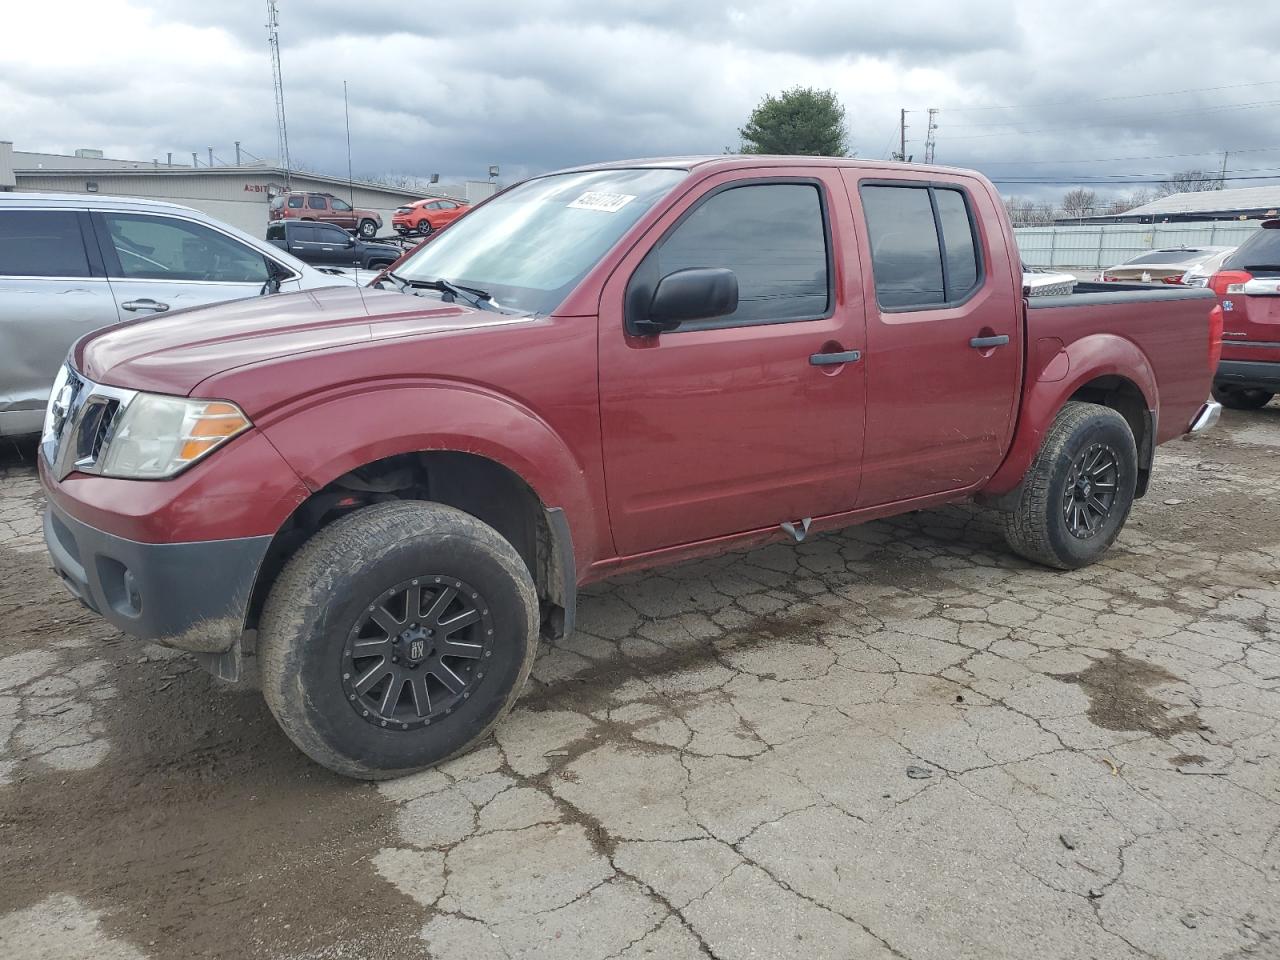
xmin=969 ymin=335 xmax=1009 ymax=349
xmin=121 ymin=299 xmax=169 ymax=313
xmin=809 ymin=349 xmax=862 ymax=366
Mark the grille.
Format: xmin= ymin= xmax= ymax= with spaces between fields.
xmin=43 ymin=368 xmax=135 ymax=480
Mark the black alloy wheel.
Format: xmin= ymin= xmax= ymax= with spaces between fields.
xmin=342 ymin=576 xmax=494 ymax=729
xmin=1062 ymin=442 xmax=1120 ymax=539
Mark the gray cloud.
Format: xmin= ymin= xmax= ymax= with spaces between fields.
xmin=4 ymin=0 xmax=1279 ymax=204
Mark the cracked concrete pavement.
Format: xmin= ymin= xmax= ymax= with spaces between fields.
xmin=1 ymin=406 xmax=1278 ymax=960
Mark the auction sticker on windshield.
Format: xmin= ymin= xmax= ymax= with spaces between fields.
xmin=568 ymin=192 xmax=636 ymax=213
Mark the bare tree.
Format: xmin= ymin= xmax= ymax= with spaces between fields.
xmin=1155 ymin=169 xmax=1220 ymax=198
xmin=1060 ymin=188 xmax=1098 ymax=220
xmin=1003 ymin=196 xmax=1056 ymax=226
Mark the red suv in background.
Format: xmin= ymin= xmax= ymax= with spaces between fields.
xmin=1209 ymin=219 xmax=1280 ymax=409
xmin=392 ymin=197 xmax=470 ymax=236
xmin=269 ymin=191 xmax=383 ymax=238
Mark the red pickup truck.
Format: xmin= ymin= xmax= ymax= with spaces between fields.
xmin=40 ymin=156 xmax=1222 ymax=778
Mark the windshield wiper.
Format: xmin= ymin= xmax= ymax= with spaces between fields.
xmin=384 ymin=272 xmax=494 ymax=310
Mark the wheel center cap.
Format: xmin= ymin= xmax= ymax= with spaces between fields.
xmin=399 ymin=626 xmax=431 ymax=665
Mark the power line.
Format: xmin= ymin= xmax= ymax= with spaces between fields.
xmin=993 ymin=165 xmax=1280 ymax=182
xmin=945 ymin=100 xmax=1280 ymax=139
xmin=988 ymin=173 xmax=1280 ymax=186
xmin=949 ymin=97 xmax=1280 ymax=130
xmin=941 ymin=79 xmax=1280 ymax=113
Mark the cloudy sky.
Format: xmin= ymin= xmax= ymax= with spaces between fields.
xmin=3 ymin=0 xmax=1280 ymax=201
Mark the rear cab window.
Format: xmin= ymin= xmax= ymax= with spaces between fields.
xmin=0 ymin=210 xmax=91 ymax=278
xmin=860 ymin=183 xmax=983 ymax=310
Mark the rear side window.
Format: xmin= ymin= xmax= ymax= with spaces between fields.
xmin=287 ymin=195 xmax=304 ymax=209
xmin=308 ymin=196 xmax=327 ymax=210
xmin=1225 ymin=227 xmax=1280 ymax=273
xmin=0 ymin=210 xmax=91 ymax=278
xmin=652 ymin=182 xmax=829 ymax=328
xmin=861 ymin=184 xmax=982 ymax=309
xmin=100 ymin=213 xmax=269 ymax=283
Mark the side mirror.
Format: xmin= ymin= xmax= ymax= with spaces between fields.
xmin=634 ymin=268 xmax=738 ymax=335
xmin=346 ymin=235 xmax=357 ymax=247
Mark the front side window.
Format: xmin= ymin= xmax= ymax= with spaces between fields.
xmin=101 ymin=214 xmax=269 ymax=283
xmin=651 ymin=182 xmax=829 ymax=328
xmin=331 ymin=198 xmax=352 ymax=212
xmin=287 ymin=195 xmax=304 ymax=209
xmin=0 ymin=210 xmax=90 ymax=278
xmin=308 ymin=196 xmax=327 ymax=210
xmin=317 ymin=224 xmax=349 ymax=243
xmin=395 ymin=167 xmax=687 ymax=315
xmin=861 ymin=184 xmax=982 ymax=309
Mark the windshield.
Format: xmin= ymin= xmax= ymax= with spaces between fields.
xmin=393 ymin=168 xmax=687 ymax=314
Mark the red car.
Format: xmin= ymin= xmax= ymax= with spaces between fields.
xmin=41 ymin=156 xmax=1221 ymax=779
xmin=392 ymin=197 xmax=470 ymax=236
xmin=268 ymin=191 xmax=383 ymax=238
xmin=1208 ymin=220 xmax=1280 ymax=409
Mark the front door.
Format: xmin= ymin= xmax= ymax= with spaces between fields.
xmin=599 ymin=170 xmax=867 ymax=556
xmin=311 ymin=223 xmax=359 ymax=266
xmin=842 ymin=173 xmax=1021 ymax=507
xmin=92 ymin=211 xmax=271 ymax=316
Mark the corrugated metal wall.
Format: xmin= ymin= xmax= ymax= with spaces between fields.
xmin=1015 ymin=220 xmax=1263 ymax=269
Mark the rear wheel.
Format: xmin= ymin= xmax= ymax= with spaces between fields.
xmin=418 ymin=220 xmax=433 ymax=236
xmin=358 ymin=219 xmax=378 ymax=239
xmin=1001 ymin=401 xmax=1138 ymax=569
xmin=1212 ymin=384 xmax=1273 ymax=410
xmin=258 ymin=501 xmax=538 ymax=779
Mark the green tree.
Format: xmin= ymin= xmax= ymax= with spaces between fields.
xmin=737 ymin=87 xmax=849 ymax=157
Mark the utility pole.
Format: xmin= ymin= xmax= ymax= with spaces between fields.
xmin=923 ymin=108 xmax=939 ymax=164
xmin=266 ymin=0 xmax=291 ymax=187
xmin=896 ymin=108 xmax=908 ymax=162
xmin=1219 ymin=150 xmax=1230 ymax=190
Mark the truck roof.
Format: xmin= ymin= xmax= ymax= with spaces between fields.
xmin=552 ymin=155 xmax=976 ymax=178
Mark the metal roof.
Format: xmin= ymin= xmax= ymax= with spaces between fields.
xmin=1121 ymin=185 xmax=1280 ymax=217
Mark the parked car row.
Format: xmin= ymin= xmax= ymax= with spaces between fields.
xmin=266 ymin=190 xmax=474 ymax=242
xmin=1100 ymin=246 xmax=1234 ymax=285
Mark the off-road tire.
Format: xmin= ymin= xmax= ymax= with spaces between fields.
xmin=259 ymin=501 xmax=538 ymax=779
xmin=1001 ymin=401 xmax=1138 ymax=570
xmin=1212 ymin=385 xmax=1273 ymax=410
xmin=357 ymin=218 xmax=378 ymax=239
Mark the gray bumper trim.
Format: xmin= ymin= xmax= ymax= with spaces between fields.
xmin=43 ymin=503 xmax=271 ymax=653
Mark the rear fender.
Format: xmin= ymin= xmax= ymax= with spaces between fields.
xmin=982 ymin=333 xmax=1157 ymax=497
xmin=260 ymin=383 xmax=602 ymax=572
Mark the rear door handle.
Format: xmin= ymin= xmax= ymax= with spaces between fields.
xmin=809 ymin=350 xmax=861 ymax=366
xmin=121 ymin=299 xmax=169 ymax=313
xmin=969 ymin=335 xmax=1009 ymax=349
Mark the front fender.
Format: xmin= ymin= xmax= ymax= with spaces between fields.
xmin=982 ymin=333 xmax=1157 ymax=497
xmin=259 ymin=382 xmax=603 ymax=570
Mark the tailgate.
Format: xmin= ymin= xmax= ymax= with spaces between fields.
xmin=1222 ymin=275 xmax=1280 ymax=363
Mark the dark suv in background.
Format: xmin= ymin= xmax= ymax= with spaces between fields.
xmin=268 ymin=191 xmax=383 ymax=238
xmin=1210 ymin=220 xmax=1280 ymax=409
xmin=266 ymin=220 xmax=401 ymax=272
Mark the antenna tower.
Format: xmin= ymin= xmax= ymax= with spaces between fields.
xmin=267 ymin=0 xmax=291 ymax=185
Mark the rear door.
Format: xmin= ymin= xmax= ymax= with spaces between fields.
xmin=843 ymin=173 xmax=1021 ymax=507
xmin=599 ymin=169 xmax=868 ymax=555
xmin=0 ymin=207 xmax=118 ymax=433
xmin=92 ymin=210 xmax=272 ymax=315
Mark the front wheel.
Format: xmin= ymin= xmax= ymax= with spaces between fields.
xmin=357 ymin=219 xmax=378 ymax=239
xmin=1001 ymin=401 xmax=1138 ymax=570
xmin=1212 ymin=384 xmax=1273 ymax=410
xmin=258 ymin=501 xmax=539 ymax=779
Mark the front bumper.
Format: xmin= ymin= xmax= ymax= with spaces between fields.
xmin=1216 ymin=359 xmax=1280 ymax=392
xmin=44 ymin=499 xmax=270 ymax=653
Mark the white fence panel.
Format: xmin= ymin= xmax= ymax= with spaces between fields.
xmin=1014 ymin=220 xmax=1263 ymax=269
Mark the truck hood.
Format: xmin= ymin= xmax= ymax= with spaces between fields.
xmin=75 ymin=285 xmax=521 ymax=396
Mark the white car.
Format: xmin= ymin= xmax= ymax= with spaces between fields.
xmin=1101 ymin=246 xmax=1234 ymax=285
xmin=1180 ymin=248 xmax=1236 ymax=287
xmin=0 ymin=193 xmax=357 ymax=436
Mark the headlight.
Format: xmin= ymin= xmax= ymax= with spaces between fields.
xmin=99 ymin=394 xmax=251 ymax=479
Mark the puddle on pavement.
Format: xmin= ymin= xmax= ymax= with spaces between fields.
xmin=1052 ymin=650 xmax=1201 ymax=738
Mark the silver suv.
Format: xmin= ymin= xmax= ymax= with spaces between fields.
xmin=0 ymin=193 xmax=354 ymax=436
